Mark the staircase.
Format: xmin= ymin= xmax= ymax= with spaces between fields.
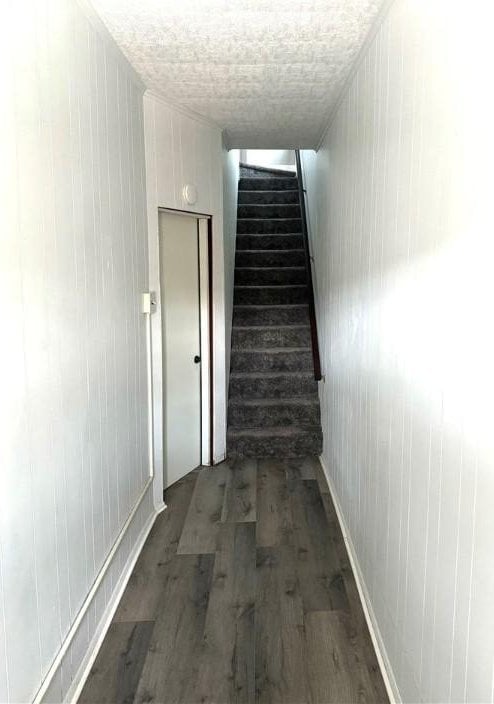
xmin=227 ymin=164 xmax=323 ymax=458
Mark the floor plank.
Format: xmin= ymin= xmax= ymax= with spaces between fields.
xmin=285 ymin=456 xmax=318 ymax=482
xmin=133 ymin=553 xmax=214 ymax=704
xmin=79 ymin=621 xmax=154 ymax=704
xmin=256 ymin=459 xmax=292 ymax=548
xmin=314 ymin=458 xmax=332 ymax=500
xmin=177 ymin=466 xmax=227 ymax=554
xmin=305 ymin=610 xmax=383 ymax=703
xmin=185 ymin=522 xmax=256 ymax=703
xmin=255 ymin=546 xmax=309 ymax=704
xmin=81 ymin=458 xmax=388 ymax=704
xmin=222 ymin=458 xmax=257 ymax=523
xmin=114 ymin=471 xmax=198 ymax=621
xmin=316 ymin=472 xmax=389 ymax=702
xmin=290 ymin=479 xmax=350 ymax=612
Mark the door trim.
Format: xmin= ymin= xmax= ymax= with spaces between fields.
xmin=158 ymin=207 xmax=213 ymax=471
xmin=207 ymin=217 xmax=214 ymax=467
xmin=198 ymin=217 xmax=213 ymax=466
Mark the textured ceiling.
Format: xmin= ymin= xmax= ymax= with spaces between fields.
xmin=91 ymin=0 xmax=383 ymax=148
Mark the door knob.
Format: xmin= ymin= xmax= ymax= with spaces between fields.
xmin=194 ymin=355 xmax=201 ymax=364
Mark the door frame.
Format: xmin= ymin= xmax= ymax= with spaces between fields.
xmin=157 ymin=207 xmax=213 ymax=476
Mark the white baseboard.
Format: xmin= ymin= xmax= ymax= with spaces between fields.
xmin=37 ymin=501 xmax=159 ymax=704
xmin=64 ymin=507 xmax=159 ymax=704
xmin=318 ymin=455 xmax=402 ymax=704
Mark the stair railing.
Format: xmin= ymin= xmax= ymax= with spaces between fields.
xmin=295 ymin=149 xmax=322 ymax=382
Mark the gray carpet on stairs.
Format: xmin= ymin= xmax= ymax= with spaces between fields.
xmin=227 ymin=165 xmax=323 ymax=458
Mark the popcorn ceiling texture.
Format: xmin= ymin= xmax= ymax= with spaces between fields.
xmin=90 ymin=0 xmax=383 ymax=148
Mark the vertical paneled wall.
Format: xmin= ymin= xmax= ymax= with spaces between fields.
xmin=144 ymin=94 xmax=230 ymax=470
xmin=302 ymin=0 xmax=494 ymax=701
xmin=0 ymin=1 xmax=156 ymax=701
xmin=223 ymin=146 xmax=240 ymax=389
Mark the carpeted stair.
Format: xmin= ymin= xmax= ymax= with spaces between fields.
xmin=227 ymin=164 xmax=323 ymax=458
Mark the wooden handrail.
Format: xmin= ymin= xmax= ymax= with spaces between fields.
xmin=295 ymin=150 xmax=322 ymax=382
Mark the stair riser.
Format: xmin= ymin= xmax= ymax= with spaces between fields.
xmin=237 ymin=204 xmax=301 ymax=219
xmin=238 ymin=218 xmax=302 ymax=234
xmin=230 ymin=350 xmax=313 ymax=373
xmin=233 ymin=305 xmax=310 ymax=326
xmin=232 ymin=326 xmax=311 ymax=349
xmin=239 ymin=177 xmax=297 ymax=190
xmin=235 ymin=250 xmax=305 ymax=268
xmin=229 ymin=374 xmax=318 ymax=399
xmin=235 ymin=268 xmax=307 ymax=286
xmin=227 ymin=431 xmax=323 ymax=458
xmin=238 ymin=190 xmax=299 ymax=205
xmin=228 ymin=402 xmax=320 ymax=428
xmin=234 ymin=286 xmax=308 ymax=305
xmin=236 ymin=234 xmax=304 ymax=250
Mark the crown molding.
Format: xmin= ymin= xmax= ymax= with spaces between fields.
xmin=315 ymin=0 xmax=397 ymax=151
xmin=145 ymin=90 xmax=225 ymax=134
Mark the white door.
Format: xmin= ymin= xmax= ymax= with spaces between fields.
xmin=159 ymin=211 xmax=202 ymax=486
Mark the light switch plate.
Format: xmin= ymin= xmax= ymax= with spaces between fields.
xmin=142 ymin=291 xmax=157 ymax=314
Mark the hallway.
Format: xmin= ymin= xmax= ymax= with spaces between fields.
xmin=4 ymin=0 xmax=494 ymax=701
xmin=79 ymin=457 xmax=388 ymax=703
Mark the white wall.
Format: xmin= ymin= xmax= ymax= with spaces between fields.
xmin=0 ymin=1 xmax=160 ymax=702
xmin=241 ymin=149 xmax=296 ymax=169
xmin=143 ymin=93 xmax=229 ymax=470
xmin=222 ymin=146 xmax=240 ymax=392
xmin=302 ymin=0 xmax=494 ymax=701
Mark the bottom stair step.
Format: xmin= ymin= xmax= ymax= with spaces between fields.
xmin=227 ymin=426 xmax=323 ymax=458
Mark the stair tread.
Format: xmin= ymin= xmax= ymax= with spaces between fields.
xmin=238 ymin=179 xmax=299 ymax=190
xmin=237 ymin=250 xmax=305 ymax=256
xmin=230 ymin=370 xmax=314 ymax=378
xmin=234 ymin=284 xmax=307 ymax=288
xmin=239 ymin=179 xmax=297 ymax=183
xmin=239 ymin=166 xmax=296 ymax=176
xmin=239 ymin=177 xmax=297 ymax=181
xmin=239 ymin=172 xmax=296 ymax=177
xmin=235 ymin=266 xmax=306 ymax=271
xmin=238 ymin=189 xmax=299 ymax=193
xmin=229 ymin=397 xmax=318 ymax=407
xmin=234 ymin=304 xmax=309 ymax=309
xmin=227 ymin=426 xmax=321 ymax=437
xmin=237 ymin=236 xmax=302 ymax=239
xmin=238 ymin=209 xmax=300 ymax=215
xmin=231 ymin=346 xmax=311 ymax=353
xmin=232 ymin=324 xmax=309 ymax=330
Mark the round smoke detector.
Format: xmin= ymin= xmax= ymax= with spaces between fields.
xmin=183 ymin=184 xmax=198 ymax=205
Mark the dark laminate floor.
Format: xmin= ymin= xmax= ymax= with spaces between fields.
xmin=79 ymin=457 xmax=388 ymax=704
